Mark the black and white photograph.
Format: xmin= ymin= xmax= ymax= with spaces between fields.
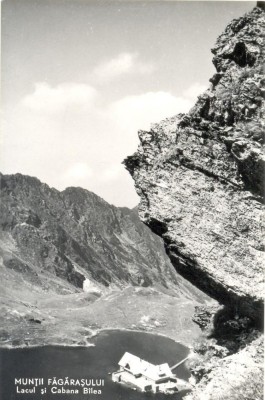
xmin=0 ymin=1 xmax=264 ymax=399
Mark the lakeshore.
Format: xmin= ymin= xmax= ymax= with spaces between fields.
xmin=0 ymin=286 xmax=205 ymax=348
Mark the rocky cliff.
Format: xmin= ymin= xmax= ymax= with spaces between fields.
xmin=124 ymin=5 xmax=264 ymax=324
xmin=124 ymin=5 xmax=264 ymax=400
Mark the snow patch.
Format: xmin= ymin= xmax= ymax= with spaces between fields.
xmin=83 ymin=278 xmax=101 ymax=294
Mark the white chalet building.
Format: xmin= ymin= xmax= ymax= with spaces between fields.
xmin=112 ymin=352 xmax=179 ymax=393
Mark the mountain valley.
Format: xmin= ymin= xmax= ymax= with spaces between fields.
xmin=0 ymin=173 xmax=208 ymax=348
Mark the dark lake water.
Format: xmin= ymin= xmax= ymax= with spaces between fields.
xmin=0 ymin=329 xmax=191 ymax=400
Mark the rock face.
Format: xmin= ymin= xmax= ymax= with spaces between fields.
xmin=124 ymin=6 xmax=264 ymax=324
xmin=0 ymin=172 xmax=203 ymax=298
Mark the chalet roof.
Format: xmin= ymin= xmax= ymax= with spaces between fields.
xmin=118 ymin=352 xmax=174 ymax=382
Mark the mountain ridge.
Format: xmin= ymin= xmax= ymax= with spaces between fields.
xmin=0 ymin=171 xmax=207 ymax=299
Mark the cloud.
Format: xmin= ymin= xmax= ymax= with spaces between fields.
xmin=109 ymin=91 xmax=193 ymax=132
xmin=2 ymin=79 xmax=207 ymax=207
xmin=92 ymin=52 xmax=154 ymax=82
xmin=22 ymin=82 xmax=98 ymax=114
xmin=183 ymin=82 xmax=208 ymax=100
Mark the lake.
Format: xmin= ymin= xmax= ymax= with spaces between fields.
xmin=0 ymin=329 xmax=191 ymax=400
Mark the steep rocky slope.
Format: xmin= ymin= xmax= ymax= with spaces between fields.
xmin=124 ymin=5 xmax=264 ymax=400
xmin=0 ymin=172 xmax=199 ymax=295
xmin=124 ymin=5 xmax=264 ymax=323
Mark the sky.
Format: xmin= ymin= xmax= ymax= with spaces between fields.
xmin=1 ymin=0 xmax=255 ymax=207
